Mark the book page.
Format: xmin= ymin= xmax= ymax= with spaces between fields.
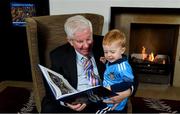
xmin=38 ymin=64 xmax=77 ymax=100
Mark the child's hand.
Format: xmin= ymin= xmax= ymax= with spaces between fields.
xmin=106 ymin=86 xmax=111 ymax=90
xmin=103 ymin=88 xmax=131 ymax=110
xmin=100 ymin=57 xmax=106 ymax=64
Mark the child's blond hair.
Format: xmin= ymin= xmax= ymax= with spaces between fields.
xmin=103 ymin=29 xmax=126 ymax=48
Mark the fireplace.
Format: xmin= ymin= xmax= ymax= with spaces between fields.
xmin=110 ymin=7 xmax=180 ymax=86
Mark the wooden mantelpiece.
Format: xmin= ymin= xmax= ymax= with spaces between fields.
xmin=110 ymin=7 xmax=180 ymax=29
xmin=110 ymin=7 xmax=180 ymax=87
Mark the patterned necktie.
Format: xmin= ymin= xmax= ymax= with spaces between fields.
xmin=83 ymin=57 xmax=99 ymax=86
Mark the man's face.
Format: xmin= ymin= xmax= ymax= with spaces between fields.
xmin=69 ymin=28 xmax=93 ymax=57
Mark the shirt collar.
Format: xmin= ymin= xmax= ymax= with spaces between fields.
xmin=75 ymin=50 xmax=93 ymax=63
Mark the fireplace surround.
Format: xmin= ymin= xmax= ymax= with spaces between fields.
xmin=110 ymin=7 xmax=180 ymax=87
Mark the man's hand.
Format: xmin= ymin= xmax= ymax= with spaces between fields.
xmin=66 ymin=103 xmax=87 ymax=111
xmin=65 ymin=97 xmax=88 ymax=111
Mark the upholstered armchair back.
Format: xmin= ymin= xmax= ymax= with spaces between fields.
xmin=25 ymin=13 xmax=104 ymax=112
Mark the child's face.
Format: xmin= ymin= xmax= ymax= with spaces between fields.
xmin=103 ymin=42 xmax=125 ymax=63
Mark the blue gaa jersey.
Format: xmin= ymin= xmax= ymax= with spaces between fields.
xmin=103 ymin=55 xmax=134 ymax=111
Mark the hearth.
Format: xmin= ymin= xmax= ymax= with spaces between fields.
xmin=110 ymin=7 xmax=180 ymax=86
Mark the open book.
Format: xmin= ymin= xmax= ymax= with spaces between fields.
xmin=38 ymin=64 xmax=117 ymax=104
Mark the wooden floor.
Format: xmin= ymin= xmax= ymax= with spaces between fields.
xmin=135 ymin=83 xmax=180 ymax=100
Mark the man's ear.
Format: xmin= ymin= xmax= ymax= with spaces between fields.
xmin=68 ymin=39 xmax=73 ymax=46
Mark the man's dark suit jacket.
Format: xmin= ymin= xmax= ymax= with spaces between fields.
xmin=41 ymin=35 xmax=105 ymax=112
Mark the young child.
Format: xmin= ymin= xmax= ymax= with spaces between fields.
xmin=98 ymin=29 xmax=134 ymax=113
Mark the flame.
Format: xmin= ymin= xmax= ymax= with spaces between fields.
xmin=142 ymin=46 xmax=146 ymax=60
xmin=148 ymin=52 xmax=155 ymax=62
xmin=141 ymin=46 xmax=154 ymax=62
xmin=140 ymin=46 xmax=167 ymax=64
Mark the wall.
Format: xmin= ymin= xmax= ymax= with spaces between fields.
xmin=49 ymin=0 xmax=180 ymax=35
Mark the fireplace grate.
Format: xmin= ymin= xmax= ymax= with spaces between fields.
xmin=129 ymin=53 xmax=171 ymax=84
xmin=130 ymin=54 xmax=170 ymax=75
xmin=131 ymin=62 xmax=170 ymax=75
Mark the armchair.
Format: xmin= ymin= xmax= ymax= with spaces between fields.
xmin=25 ymin=13 xmax=104 ymax=112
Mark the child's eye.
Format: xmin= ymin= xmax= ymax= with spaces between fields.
xmin=110 ymin=51 xmax=115 ymax=53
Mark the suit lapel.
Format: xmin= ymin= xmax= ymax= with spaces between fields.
xmin=66 ymin=46 xmax=78 ymax=88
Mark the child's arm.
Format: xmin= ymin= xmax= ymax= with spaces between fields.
xmin=110 ymin=82 xmax=133 ymax=92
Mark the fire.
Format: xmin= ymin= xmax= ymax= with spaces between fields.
xmin=131 ymin=46 xmax=167 ymax=64
xmin=148 ymin=52 xmax=155 ymax=62
xmin=141 ymin=46 xmax=154 ymax=62
xmin=142 ymin=46 xmax=147 ymax=60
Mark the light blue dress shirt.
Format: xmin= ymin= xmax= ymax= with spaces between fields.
xmin=75 ymin=51 xmax=100 ymax=91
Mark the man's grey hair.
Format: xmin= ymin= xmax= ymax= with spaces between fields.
xmin=64 ymin=15 xmax=93 ymax=39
